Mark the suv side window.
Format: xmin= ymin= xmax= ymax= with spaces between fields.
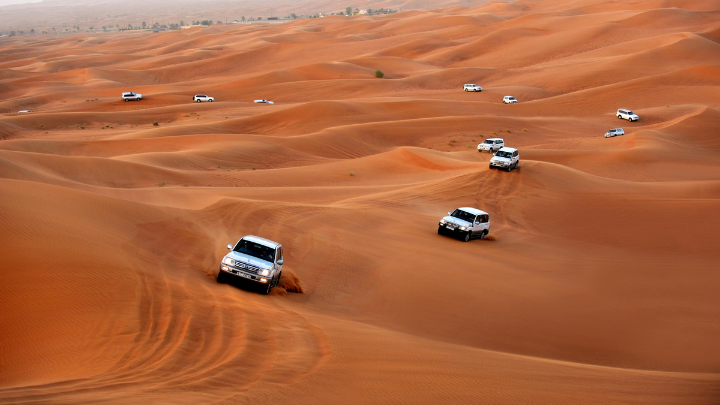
xmin=276 ymin=247 xmax=283 ymax=262
xmin=513 ymin=151 xmax=518 ymax=157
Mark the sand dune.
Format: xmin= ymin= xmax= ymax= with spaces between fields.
xmin=1 ymin=0 xmax=720 ymax=403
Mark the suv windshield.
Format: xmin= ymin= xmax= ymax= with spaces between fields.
xmin=233 ymin=240 xmax=276 ymax=263
xmin=496 ymin=151 xmax=512 ymax=158
xmin=483 ymin=140 xmax=494 ymax=144
xmin=626 ymin=111 xmax=634 ymax=115
xmin=450 ymin=209 xmax=475 ymax=223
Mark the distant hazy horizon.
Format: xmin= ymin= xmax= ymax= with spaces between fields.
xmin=0 ymin=0 xmax=42 ymax=5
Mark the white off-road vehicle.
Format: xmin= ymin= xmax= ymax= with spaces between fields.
xmin=122 ymin=92 xmax=142 ymax=101
xmin=218 ymin=235 xmax=284 ymax=294
xmin=193 ymin=94 xmax=214 ymax=102
xmin=617 ymin=109 xmax=638 ymax=122
xmin=463 ymin=84 xmax=482 ymax=92
xmin=604 ymin=128 xmax=625 ymax=138
xmin=438 ymin=207 xmax=490 ymax=242
xmin=478 ymin=138 xmax=504 ymax=153
xmin=503 ymin=96 xmax=518 ymax=104
xmin=254 ymin=99 xmax=274 ymax=104
xmin=489 ymin=147 xmax=519 ymax=171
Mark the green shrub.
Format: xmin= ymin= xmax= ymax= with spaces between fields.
xmin=375 ymin=70 xmax=384 ymax=78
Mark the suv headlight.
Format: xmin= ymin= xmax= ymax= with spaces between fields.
xmin=459 ymin=226 xmax=467 ymax=231
xmin=439 ymin=219 xmax=446 ymax=225
xmin=223 ymin=257 xmax=233 ymax=265
xmin=260 ymin=269 xmax=270 ymax=276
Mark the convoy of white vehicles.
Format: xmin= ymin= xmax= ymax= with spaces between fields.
xmin=110 ymin=84 xmax=639 ymax=293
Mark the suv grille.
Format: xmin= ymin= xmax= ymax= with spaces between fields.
xmin=232 ymin=260 xmax=260 ymax=274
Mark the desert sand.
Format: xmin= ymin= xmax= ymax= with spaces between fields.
xmin=1 ymin=0 xmax=720 ymax=403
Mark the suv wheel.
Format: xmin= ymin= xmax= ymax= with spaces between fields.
xmin=260 ymin=280 xmax=272 ymax=295
xmin=438 ymin=227 xmax=444 ymax=235
xmin=462 ymin=232 xmax=471 ymax=242
xmin=217 ymin=271 xmax=226 ymax=283
xmin=479 ymin=231 xmax=486 ymax=240
xmin=274 ymin=271 xmax=282 ymax=287
xmin=124 ymin=99 xmax=128 ymax=102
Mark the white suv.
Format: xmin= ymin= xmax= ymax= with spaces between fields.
xmin=193 ymin=94 xmax=214 ymax=102
xmin=463 ymin=84 xmax=482 ymax=92
xmin=478 ymin=138 xmax=504 ymax=153
xmin=438 ymin=207 xmax=490 ymax=242
xmin=617 ymin=109 xmax=638 ymax=122
xmin=503 ymin=96 xmax=518 ymax=104
xmin=604 ymin=128 xmax=625 ymax=138
xmin=489 ymin=147 xmax=519 ymax=171
xmin=218 ymin=235 xmax=284 ymax=295
xmin=122 ymin=92 xmax=142 ymax=101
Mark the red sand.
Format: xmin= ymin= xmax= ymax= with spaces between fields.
xmin=1 ymin=0 xmax=720 ymax=403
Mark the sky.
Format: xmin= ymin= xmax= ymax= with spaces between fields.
xmin=0 ymin=0 xmax=42 ymax=5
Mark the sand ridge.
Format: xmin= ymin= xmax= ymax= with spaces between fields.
xmin=1 ymin=0 xmax=720 ymax=403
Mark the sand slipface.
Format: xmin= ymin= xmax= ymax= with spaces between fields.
xmin=1 ymin=0 xmax=720 ymax=403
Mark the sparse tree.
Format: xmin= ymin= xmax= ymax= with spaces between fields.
xmin=30 ymin=28 xmax=35 ymax=34
xmin=142 ymin=21 xmax=146 ymax=29
xmin=346 ymin=6 xmax=352 ymax=15
xmin=290 ymin=13 xmax=297 ymax=19
xmin=216 ymin=20 xmax=222 ymax=24
xmin=241 ymin=16 xmax=245 ymax=22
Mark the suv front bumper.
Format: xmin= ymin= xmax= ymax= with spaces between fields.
xmin=219 ymin=265 xmax=270 ymax=284
xmin=439 ymin=223 xmax=469 ymax=235
xmin=490 ymin=160 xmax=512 ymax=168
